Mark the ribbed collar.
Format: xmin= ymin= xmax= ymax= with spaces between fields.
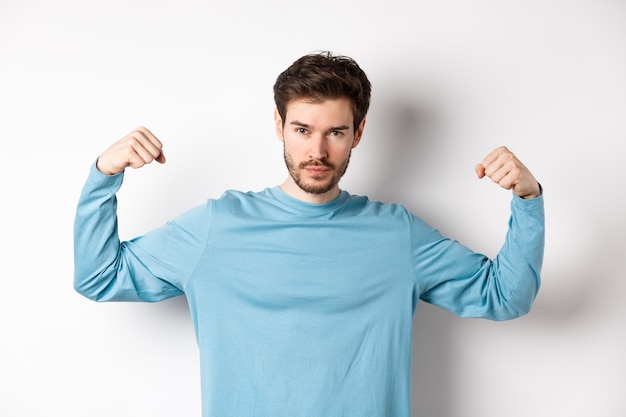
xmin=269 ymin=186 xmax=349 ymax=215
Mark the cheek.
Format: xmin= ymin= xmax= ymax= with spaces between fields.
xmin=329 ymin=143 xmax=353 ymax=159
xmin=283 ymin=137 xmax=306 ymax=153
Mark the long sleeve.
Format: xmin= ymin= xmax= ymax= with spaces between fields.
xmin=73 ymin=162 xmax=207 ymax=302
xmin=414 ymin=192 xmax=545 ymax=320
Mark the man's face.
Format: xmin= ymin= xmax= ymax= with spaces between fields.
xmin=275 ymin=97 xmax=365 ymax=203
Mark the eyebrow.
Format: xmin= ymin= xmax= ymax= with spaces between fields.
xmin=290 ymin=120 xmax=351 ymax=131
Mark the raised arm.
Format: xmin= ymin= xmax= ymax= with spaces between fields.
xmin=73 ymin=127 xmax=187 ymax=302
xmin=416 ymin=146 xmax=544 ymax=320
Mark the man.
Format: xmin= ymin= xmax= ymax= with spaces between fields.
xmin=74 ymin=51 xmax=544 ymax=416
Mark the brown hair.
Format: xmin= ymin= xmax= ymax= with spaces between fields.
xmin=273 ymin=51 xmax=372 ymax=131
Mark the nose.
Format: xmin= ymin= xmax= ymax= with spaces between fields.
xmin=309 ymin=134 xmax=328 ymax=160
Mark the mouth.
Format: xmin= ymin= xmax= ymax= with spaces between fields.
xmin=302 ymin=163 xmax=331 ymax=178
xmin=305 ymin=166 xmax=330 ymax=174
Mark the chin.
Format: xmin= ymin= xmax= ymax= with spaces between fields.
xmin=298 ymin=179 xmax=337 ymax=195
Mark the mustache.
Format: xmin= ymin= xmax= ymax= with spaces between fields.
xmin=299 ymin=160 xmax=334 ymax=170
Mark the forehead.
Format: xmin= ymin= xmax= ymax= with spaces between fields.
xmin=285 ymin=97 xmax=354 ymax=125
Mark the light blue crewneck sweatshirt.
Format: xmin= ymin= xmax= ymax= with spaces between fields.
xmin=74 ymin=162 xmax=544 ymax=417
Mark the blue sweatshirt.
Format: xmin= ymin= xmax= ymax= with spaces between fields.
xmin=74 ymin=162 xmax=544 ymax=417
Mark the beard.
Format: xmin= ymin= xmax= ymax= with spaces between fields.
xmin=283 ymin=147 xmax=351 ymax=195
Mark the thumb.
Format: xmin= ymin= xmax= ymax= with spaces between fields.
xmin=475 ymin=163 xmax=486 ymax=179
xmin=156 ymin=151 xmax=166 ymax=164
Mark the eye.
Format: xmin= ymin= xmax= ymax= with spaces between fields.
xmin=296 ymin=127 xmax=308 ymax=134
xmin=329 ymin=130 xmax=344 ymax=137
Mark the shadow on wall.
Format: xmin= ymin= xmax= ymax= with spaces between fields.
xmin=411 ymin=303 xmax=455 ymax=417
xmin=530 ymin=210 xmax=622 ymax=324
xmin=368 ymin=94 xmax=455 ymax=417
xmin=366 ymin=96 xmax=443 ymax=209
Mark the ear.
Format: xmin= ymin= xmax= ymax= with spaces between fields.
xmin=274 ymin=108 xmax=284 ymax=142
xmin=352 ymin=117 xmax=366 ymax=149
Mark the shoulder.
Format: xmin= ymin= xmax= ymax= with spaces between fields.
xmin=343 ymin=192 xmax=437 ymax=235
xmin=208 ymin=188 xmax=280 ymax=217
xmin=343 ymin=192 xmax=412 ymax=218
xmin=167 ymin=189 xmax=269 ymax=230
xmin=214 ymin=188 xmax=274 ymax=206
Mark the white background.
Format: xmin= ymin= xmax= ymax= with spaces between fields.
xmin=1 ymin=0 xmax=624 ymax=416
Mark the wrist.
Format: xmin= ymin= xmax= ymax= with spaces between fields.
xmin=517 ymin=182 xmax=542 ymax=199
xmin=96 ymin=158 xmax=121 ymax=176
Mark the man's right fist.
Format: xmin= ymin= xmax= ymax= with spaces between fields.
xmin=96 ymin=126 xmax=166 ymax=176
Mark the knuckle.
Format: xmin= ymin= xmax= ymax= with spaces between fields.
xmin=126 ymin=136 xmax=141 ymax=148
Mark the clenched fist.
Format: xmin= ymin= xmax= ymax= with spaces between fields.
xmin=475 ymin=146 xmax=541 ymax=199
xmin=96 ymin=126 xmax=166 ymax=176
